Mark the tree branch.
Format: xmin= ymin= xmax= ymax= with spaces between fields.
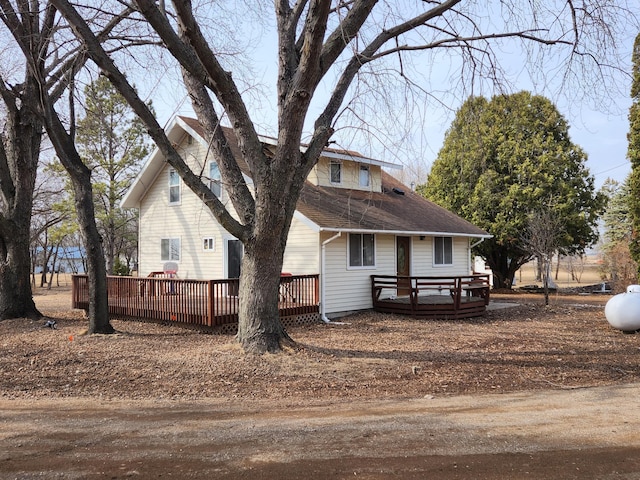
xmin=52 ymin=0 xmax=247 ymax=239
xmin=128 ymin=0 xmax=264 ymax=180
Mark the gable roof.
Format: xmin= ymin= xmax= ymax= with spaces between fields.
xmin=122 ymin=116 xmax=490 ymax=238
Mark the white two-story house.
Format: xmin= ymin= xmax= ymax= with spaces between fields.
xmin=121 ymin=116 xmax=490 ymax=318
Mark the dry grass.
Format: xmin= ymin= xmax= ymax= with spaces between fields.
xmin=2 ymin=284 xmax=637 ymax=404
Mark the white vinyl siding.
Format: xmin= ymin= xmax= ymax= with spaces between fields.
xmin=322 ymin=233 xmax=394 ymax=315
xmin=281 ymin=216 xmax=320 ymax=274
xmin=322 ymin=234 xmax=471 ymax=315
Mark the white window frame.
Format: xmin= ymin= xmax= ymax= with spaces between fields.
xmin=209 ymin=162 xmax=222 ymax=198
xmin=168 ymin=168 xmax=181 ymax=205
xmin=359 ymin=164 xmax=370 ymax=187
xmin=161 ymin=238 xmax=181 ymax=262
xmin=433 ymin=236 xmax=453 ymax=266
xmin=202 ymin=237 xmax=215 ymax=252
xmin=348 ymin=233 xmax=376 ymax=269
xmin=329 ymin=160 xmax=342 ymax=184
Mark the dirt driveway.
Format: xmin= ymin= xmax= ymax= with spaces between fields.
xmin=2 ymin=384 xmax=640 ymax=479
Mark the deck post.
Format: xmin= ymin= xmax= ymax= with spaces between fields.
xmin=207 ymin=280 xmax=215 ymax=327
xmin=410 ymin=277 xmax=417 ymax=314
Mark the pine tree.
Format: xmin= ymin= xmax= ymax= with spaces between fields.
xmin=76 ymin=77 xmax=150 ymax=274
xmin=627 ymin=33 xmax=640 ymax=273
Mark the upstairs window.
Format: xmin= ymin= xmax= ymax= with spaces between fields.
xmin=330 ymin=160 xmax=342 ymax=184
xmin=434 ymin=236 xmax=453 ymax=265
xmin=359 ymin=165 xmax=370 ymax=187
xmin=161 ymin=238 xmax=180 ymax=261
xmin=209 ymin=162 xmax=221 ymax=198
xmin=168 ymin=168 xmax=180 ymax=204
xmin=349 ymin=233 xmax=375 ymax=268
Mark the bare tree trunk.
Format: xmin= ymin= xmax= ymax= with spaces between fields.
xmin=0 ymin=92 xmax=42 ymax=321
xmin=237 ymin=240 xmax=293 ymax=353
xmin=0 ymin=223 xmax=41 ymax=320
xmin=40 ymin=100 xmax=114 ymax=335
xmin=47 ymin=248 xmax=59 ymax=290
xmin=236 ymin=223 xmax=293 ymax=353
xmin=485 ymin=251 xmax=522 ymax=289
xmin=542 ymin=257 xmax=551 ymax=306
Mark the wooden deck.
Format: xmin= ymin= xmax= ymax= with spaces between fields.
xmin=371 ymin=274 xmax=491 ymax=319
xmin=72 ymin=274 xmax=319 ymax=327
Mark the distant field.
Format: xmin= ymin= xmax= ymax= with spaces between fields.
xmin=514 ymin=259 xmax=603 ymax=289
xmin=32 ymin=272 xmax=74 ymax=292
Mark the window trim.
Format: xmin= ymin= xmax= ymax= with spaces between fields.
xmin=209 ymin=162 xmax=222 ymax=198
xmin=202 ymin=237 xmax=215 ymax=252
xmin=433 ymin=236 xmax=453 ymax=266
xmin=161 ymin=237 xmax=181 ymax=262
xmin=329 ymin=160 xmax=342 ymax=184
xmin=359 ymin=164 xmax=370 ymax=187
xmin=168 ymin=168 xmax=181 ymax=205
xmin=347 ymin=233 xmax=376 ymax=270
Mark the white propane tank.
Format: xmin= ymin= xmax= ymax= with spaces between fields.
xmin=604 ymin=285 xmax=640 ymax=332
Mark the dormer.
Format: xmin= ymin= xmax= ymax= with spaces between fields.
xmin=308 ymin=151 xmax=402 ymax=192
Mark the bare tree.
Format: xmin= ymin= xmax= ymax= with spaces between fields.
xmin=30 ymin=163 xmax=68 ymax=287
xmin=0 ymin=1 xmax=136 ymax=332
xmin=523 ymin=210 xmax=565 ymax=306
xmin=0 ymin=23 xmax=48 ymax=318
xmin=52 ymin=0 xmax=638 ymax=352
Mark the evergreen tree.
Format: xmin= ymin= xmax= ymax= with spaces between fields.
xmin=602 ymin=178 xmax=632 ymax=244
xmin=76 ymin=77 xmax=149 ymax=274
xmin=627 ymin=33 xmax=640 ymax=272
xmin=419 ymin=92 xmax=604 ymax=289
xmin=601 ymin=177 xmax=638 ymax=285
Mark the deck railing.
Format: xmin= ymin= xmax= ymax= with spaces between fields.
xmin=72 ymin=274 xmax=319 ymax=327
xmin=371 ymin=274 xmax=491 ymax=318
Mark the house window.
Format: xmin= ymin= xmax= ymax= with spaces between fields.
xmin=434 ymin=236 xmax=453 ymax=265
xmin=168 ymin=168 xmax=180 ymax=204
xmin=161 ymin=238 xmax=180 ymax=261
xmin=209 ymin=162 xmax=221 ymax=197
xmin=349 ymin=233 xmax=375 ymax=268
xmin=330 ymin=160 xmax=342 ymax=184
xmin=359 ymin=165 xmax=370 ymax=187
xmin=203 ymin=237 xmax=215 ymax=251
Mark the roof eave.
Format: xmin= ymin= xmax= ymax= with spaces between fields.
xmin=318 ymin=227 xmax=492 ymax=238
